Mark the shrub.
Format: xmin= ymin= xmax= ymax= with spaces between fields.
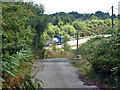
xmin=77 ymin=33 xmax=120 ymax=88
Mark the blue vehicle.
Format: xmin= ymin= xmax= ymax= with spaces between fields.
xmin=45 ymin=36 xmax=64 ymax=46
xmin=56 ymin=36 xmax=64 ymax=45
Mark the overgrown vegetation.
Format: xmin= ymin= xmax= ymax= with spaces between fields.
xmin=1 ymin=1 xmax=119 ymax=89
xmin=1 ymin=2 xmax=48 ymax=88
xmin=45 ymin=35 xmax=76 ymax=59
xmin=43 ymin=15 xmax=118 ymax=41
xmin=74 ymin=28 xmax=120 ymax=88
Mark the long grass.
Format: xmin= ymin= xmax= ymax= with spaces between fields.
xmin=73 ymin=35 xmax=120 ymax=88
xmin=46 ymin=49 xmax=76 ymax=60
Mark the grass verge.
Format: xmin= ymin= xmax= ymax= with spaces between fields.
xmin=73 ymin=36 xmax=120 ymax=88
xmin=45 ymin=49 xmax=76 ymax=60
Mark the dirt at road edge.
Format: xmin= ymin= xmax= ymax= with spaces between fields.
xmin=76 ymin=69 xmax=110 ymax=89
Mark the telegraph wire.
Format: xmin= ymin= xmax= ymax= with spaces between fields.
xmin=107 ymin=7 xmax=112 ymax=13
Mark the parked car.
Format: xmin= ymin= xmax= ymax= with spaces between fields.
xmin=45 ymin=36 xmax=64 ymax=46
xmin=45 ymin=40 xmax=53 ymax=47
xmin=52 ymin=38 xmax=59 ymax=43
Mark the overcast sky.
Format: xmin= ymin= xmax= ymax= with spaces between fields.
xmin=33 ymin=0 xmax=120 ymax=15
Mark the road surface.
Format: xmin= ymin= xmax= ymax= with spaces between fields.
xmin=67 ymin=38 xmax=90 ymax=47
xmin=55 ymin=38 xmax=90 ymax=49
xmin=32 ymin=58 xmax=97 ymax=88
xmin=56 ymin=35 xmax=111 ymax=49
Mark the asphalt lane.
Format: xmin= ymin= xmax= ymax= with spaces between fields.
xmin=32 ymin=58 xmax=97 ymax=88
xmin=55 ymin=35 xmax=111 ymax=49
xmin=67 ymin=38 xmax=90 ymax=46
xmin=54 ymin=38 xmax=90 ymax=49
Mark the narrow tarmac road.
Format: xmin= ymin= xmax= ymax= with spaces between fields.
xmin=55 ymin=35 xmax=111 ymax=49
xmin=32 ymin=58 xmax=98 ymax=88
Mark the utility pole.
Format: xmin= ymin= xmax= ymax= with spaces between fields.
xmin=112 ymin=6 xmax=114 ymax=29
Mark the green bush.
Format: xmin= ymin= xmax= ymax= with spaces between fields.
xmin=1 ymin=2 xmax=47 ymax=88
xmin=77 ymin=33 xmax=120 ymax=88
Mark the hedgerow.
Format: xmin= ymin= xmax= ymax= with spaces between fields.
xmin=77 ymin=29 xmax=120 ymax=88
xmin=1 ymin=2 xmax=48 ymax=89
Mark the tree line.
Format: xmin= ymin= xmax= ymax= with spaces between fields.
xmin=48 ymin=11 xmax=118 ymax=25
xmin=43 ymin=15 xmax=118 ymax=41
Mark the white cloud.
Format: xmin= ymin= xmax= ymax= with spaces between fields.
xmin=33 ymin=0 xmax=120 ymax=15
